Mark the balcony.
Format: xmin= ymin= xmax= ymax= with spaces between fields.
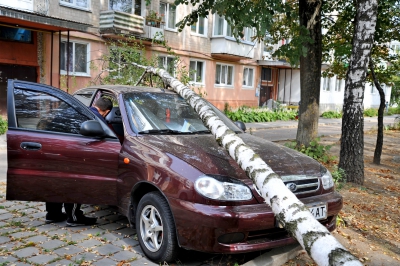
xmin=99 ymin=10 xmax=144 ymax=36
xmin=211 ymin=37 xmax=255 ymax=60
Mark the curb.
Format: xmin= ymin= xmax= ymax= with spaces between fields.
xmin=242 ymin=244 xmax=303 ymax=266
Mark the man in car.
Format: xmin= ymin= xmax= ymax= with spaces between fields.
xmin=89 ymin=97 xmax=113 ymax=123
xmin=45 ymin=98 xmax=113 ymax=226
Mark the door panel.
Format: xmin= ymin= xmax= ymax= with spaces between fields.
xmin=6 ymin=80 xmax=121 ymax=205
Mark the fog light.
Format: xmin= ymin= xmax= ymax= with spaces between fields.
xmin=218 ymin=232 xmax=245 ymax=244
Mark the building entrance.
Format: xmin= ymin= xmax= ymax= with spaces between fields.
xmin=0 ymin=64 xmax=37 ymax=117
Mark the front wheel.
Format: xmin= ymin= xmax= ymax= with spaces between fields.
xmin=135 ymin=191 xmax=178 ymax=262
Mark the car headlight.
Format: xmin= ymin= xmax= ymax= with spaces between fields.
xmin=321 ymin=168 xmax=334 ymax=190
xmin=194 ymin=175 xmax=252 ymax=201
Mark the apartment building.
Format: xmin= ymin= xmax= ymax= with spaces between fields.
xmin=0 ymin=0 xmax=390 ymax=118
xmin=0 ymin=0 xmax=280 ymax=117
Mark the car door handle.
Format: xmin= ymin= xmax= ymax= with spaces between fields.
xmin=20 ymin=142 xmax=42 ymax=151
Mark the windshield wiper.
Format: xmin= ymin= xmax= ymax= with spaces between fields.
xmin=139 ymin=129 xmax=211 ymax=135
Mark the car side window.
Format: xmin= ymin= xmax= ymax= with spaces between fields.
xmin=15 ymin=88 xmax=91 ymax=134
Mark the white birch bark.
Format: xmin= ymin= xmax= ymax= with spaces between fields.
xmin=339 ymin=0 xmax=378 ymax=184
xmin=128 ymin=64 xmax=362 ymax=266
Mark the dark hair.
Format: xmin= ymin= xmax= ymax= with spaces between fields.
xmin=95 ymin=97 xmax=113 ymax=111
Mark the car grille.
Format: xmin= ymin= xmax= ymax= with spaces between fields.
xmin=281 ymin=175 xmax=320 ymax=194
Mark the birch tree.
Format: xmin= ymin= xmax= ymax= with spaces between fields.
xmin=339 ymin=0 xmax=378 ymax=184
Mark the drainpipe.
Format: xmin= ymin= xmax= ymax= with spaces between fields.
xmin=58 ymin=30 xmax=61 ymax=89
xmin=50 ymin=31 xmax=53 ymax=87
xmin=289 ymin=68 xmax=293 ymax=105
xmin=67 ymin=30 xmax=70 ymax=93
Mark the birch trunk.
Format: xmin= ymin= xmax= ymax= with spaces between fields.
xmin=339 ymin=0 xmax=378 ymax=184
xmin=129 ymin=64 xmax=361 ymax=265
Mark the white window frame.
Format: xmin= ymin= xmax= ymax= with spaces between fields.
xmin=242 ymin=67 xmax=254 ymax=88
xmin=158 ymin=55 xmax=175 ymax=76
xmin=189 ymin=60 xmax=205 ymax=84
xmin=213 ymin=14 xmax=253 ymax=43
xmin=109 ymin=47 xmax=141 ymax=78
xmin=322 ymin=77 xmax=330 ymax=91
xmin=335 ymin=78 xmax=342 ymax=92
xmin=160 ymin=1 xmax=177 ymax=31
xmin=215 ymin=63 xmax=234 ymax=87
xmin=60 ymin=40 xmax=90 ymax=76
xmin=60 ymin=0 xmax=90 ymax=10
xmin=190 ymin=12 xmax=207 ymax=36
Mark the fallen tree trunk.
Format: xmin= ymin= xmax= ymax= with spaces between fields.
xmin=126 ymin=64 xmax=361 ymax=266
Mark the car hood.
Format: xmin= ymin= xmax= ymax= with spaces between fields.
xmin=139 ymin=133 xmax=322 ymax=180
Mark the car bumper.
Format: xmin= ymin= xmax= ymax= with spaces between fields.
xmin=169 ymin=191 xmax=342 ymax=253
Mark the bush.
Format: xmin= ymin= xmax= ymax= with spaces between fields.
xmin=331 ymin=166 xmax=346 ymax=189
xmin=284 ymin=137 xmax=336 ymax=164
xmin=225 ymin=106 xmax=297 ymax=123
xmin=388 ymin=106 xmax=400 ymax=115
xmin=0 ymin=117 xmax=7 ymax=135
xmin=363 ymin=108 xmax=378 ymax=117
xmin=321 ymin=111 xmax=342 ymax=118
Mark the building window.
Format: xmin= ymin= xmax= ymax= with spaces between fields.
xmin=322 ymin=77 xmax=330 ymax=91
xmin=213 ymin=14 xmax=234 ymax=37
xmin=109 ymin=0 xmax=133 ymax=13
xmin=0 ymin=26 xmax=32 ymax=43
xmin=261 ymin=68 xmax=272 ymax=81
xmin=243 ymin=67 xmax=254 ymax=87
xmin=189 ymin=60 xmax=205 ymax=83
xmin=335 ymin=79 xmax=342 ymax=92
xmin=213 ymin=14 xmax=252 ymax=41
xmin=60 ymin=40 xmax=90 ymax=75
xmin=191 ymin=15 xmax=207 ymax=35
xmin=215 ymin=63 xmax=234 ymax=86
xmin=158 ymin=56 xmax=175 ymax=76
xmin=60 ymin=0 xmax=90 ymax=9
xmin=160 ymin=2 xmax=176 ymax=30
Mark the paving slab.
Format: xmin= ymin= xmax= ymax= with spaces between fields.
xmin=28 ymin=253 xmax=59 ymax=264
xmin=93 ymin=243 xmax=123 ymax=255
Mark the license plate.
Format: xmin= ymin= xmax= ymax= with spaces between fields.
xmin=276 ymin=203 xmax=328 ymax=228
xmin=308 ymin=203 xmax=327 ymax=220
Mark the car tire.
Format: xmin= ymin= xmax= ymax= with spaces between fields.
xmin=136 ymin=191 xmax=178 ymax=262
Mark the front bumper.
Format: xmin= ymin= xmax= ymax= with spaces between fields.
xmin=169 ymin=191 xmax=343 ymax=253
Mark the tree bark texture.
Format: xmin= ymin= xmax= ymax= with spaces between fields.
xmin=296 ymin=0 xmax=322 ymax=147
xmin=369 ymin=61 xmax=385 ymax=165
xmin=130 ymin=64 xmax=362 ymax=265
xmin=339 ymin=0 xmax=378 ymax=184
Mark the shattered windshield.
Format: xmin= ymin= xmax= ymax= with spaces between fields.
xmin=123 ymin=92 xmax=240 ymax=134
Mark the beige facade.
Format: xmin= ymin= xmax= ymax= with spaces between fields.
xmin=1 ymin=0 xmax=281 ymax=114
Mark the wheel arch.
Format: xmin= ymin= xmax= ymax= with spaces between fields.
xmin=129 ymin=181 xmax=181 ymax=248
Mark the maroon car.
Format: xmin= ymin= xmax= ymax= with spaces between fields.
xmin=6 ymin=80 xmax=342 ymax=262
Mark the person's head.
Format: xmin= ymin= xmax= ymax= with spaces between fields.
xmin=94 ymin=97 xmax=113 ymax=117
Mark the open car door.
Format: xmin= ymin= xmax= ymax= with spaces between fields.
xmin=6 ymin=80 xmax=121 ymax=205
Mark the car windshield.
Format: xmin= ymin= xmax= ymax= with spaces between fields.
xmin=123 ymin=91 xmax=241 ymax=134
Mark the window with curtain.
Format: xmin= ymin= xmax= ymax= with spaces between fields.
xmin=160 ymin=2 xmax=176 ymax=30
xmin=215 ymin=63 xmax=234 ymax=86
xmin=243 ymin=67 xmax=254 ymax=87
xmin=189 ymin=60 xmax=204 ymax=83
xmin=60 ymin=41 xmax=90 ymax=75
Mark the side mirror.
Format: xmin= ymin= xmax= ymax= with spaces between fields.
xmin=234 ymin=121 xmax=246 ymax=132
xmin=80 ymin=120 xmax=105 ymax=137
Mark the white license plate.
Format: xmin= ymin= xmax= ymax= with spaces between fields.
xmin=308 ymin=203 xmax=327 ymax=220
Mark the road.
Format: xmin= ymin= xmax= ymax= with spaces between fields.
xmin=245 ymin=116 xmax=397 ymax=142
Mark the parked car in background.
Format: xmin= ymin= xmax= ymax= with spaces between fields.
xmin=6 ymin=80 xmax=343 ymax=262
